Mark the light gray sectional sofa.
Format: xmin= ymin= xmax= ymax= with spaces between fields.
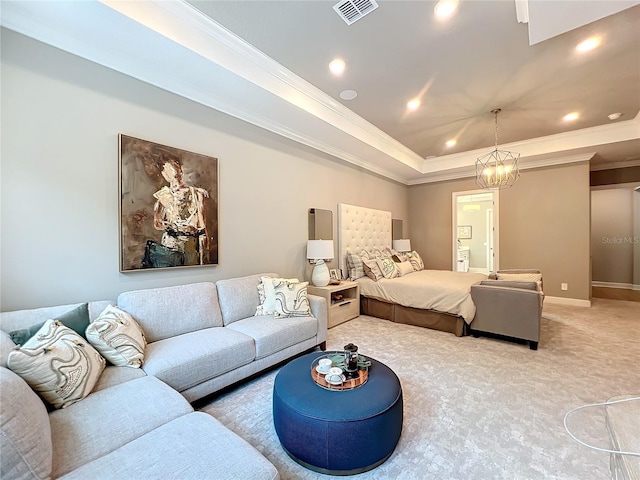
xmin=0 ymin=273 xmax=328 ymax=480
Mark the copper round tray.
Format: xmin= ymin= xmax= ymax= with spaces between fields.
xmin=310 ymin=352 xmax=369 ymax=391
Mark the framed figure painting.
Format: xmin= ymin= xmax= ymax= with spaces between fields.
xmin=119 ymin=134 xmax=218 ymax=272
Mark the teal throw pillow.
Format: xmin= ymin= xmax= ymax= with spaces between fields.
xmin=9 ymin=303 xmax=90 ymax=346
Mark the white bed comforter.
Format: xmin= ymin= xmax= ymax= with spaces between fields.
xmin=357 ymin=269 xmax=487 ymax=323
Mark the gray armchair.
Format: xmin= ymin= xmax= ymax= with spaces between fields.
xmin=470 ymin=269 xmax=543 ymax=350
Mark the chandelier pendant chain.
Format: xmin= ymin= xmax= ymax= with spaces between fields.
xmin=493 ymin=108 xmax=500 ymax=150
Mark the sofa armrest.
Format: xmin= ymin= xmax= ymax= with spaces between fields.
xmin=308 ymin=295 xmax=328 ymax=345
xmin=470 ymin=284 xmax=542 ymax=342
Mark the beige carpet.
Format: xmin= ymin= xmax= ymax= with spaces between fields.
xmin=201 ymin=299 xmax=640 ymax=479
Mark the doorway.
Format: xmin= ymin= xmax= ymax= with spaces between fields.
xmin=452 ymin=189 xmax=499 ymax=274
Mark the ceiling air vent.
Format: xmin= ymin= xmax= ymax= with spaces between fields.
xmin=333 ymin=0 xmax=379 ymax=25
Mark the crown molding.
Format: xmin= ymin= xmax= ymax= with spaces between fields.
xmin=409 ymin=152 xmax=594 ymax=185
xmin=590 ymin=159 xmax=640 ymax=171
xmin=1 ymin=1 xmax=638 ymax=187
xmin=101 ymin=0 xmax=425 ymax=174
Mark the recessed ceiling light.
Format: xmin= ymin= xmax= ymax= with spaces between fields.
xmin=445 ymin=139 xmax=457 ymax=147
xmin=576 ymin=37 xmax=600 ymax=53
xmin=407 ymin=99 xmax=421 ymax=111
xmin=434 ymin=0 xmax=458 ymax=19
xmin=340 ymin=89 xmax=357 ymax=100
xmin=563 ymin=112 xmax=579 ymax=122
xmin=608 ymin=112 xmax=623 ymax=120
xmin=329 ymin=59 xmax=346 ymax=76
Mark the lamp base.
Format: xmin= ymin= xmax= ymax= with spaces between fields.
xmin=311 ymin=260 xmax=330 ymax=287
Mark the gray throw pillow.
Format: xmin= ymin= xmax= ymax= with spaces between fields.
xmin=8 ymin=303 xmax=90 ymax=346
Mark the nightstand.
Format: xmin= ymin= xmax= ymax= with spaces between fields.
xmin=307 ymin=281 xmax=360 ymax=328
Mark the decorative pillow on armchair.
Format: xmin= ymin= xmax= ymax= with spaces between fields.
xmin=86 ymin=305 xmax=147 ymax=368
xmin=7 ymin=319 xmax=105 ymax=409
xmin=273 ymin=280 xmax=311 ymax=318
xmin=496 ymin=272 xmax=543 ymax=293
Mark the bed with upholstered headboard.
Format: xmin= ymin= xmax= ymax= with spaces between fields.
xmin=337 ymin=203 xmax=486 ymax=337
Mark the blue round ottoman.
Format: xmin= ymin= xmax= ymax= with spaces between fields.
xmin=273 ymin=351 xmax=403 ymax=475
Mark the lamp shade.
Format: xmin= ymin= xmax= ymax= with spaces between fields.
xmin=392 ymin=239 xmax=411 ymax=252
xmin=306 ymin=240 xmax=334 ymax=260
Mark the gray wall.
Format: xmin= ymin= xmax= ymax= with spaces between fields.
xmin=0 ymin=29 xmax=408 ymax=311
xmin=591 ymin=187 xmax=636 ymax=285
xmin=408 ymin=162 xmax=592 ymax=300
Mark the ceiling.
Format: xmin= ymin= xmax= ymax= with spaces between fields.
xmin=2 ymin=0 xmax=640 ymax=184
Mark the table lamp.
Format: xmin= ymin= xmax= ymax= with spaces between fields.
xmin=392 ymin=239 xmax=411 ymax=252
xmin=307 ymin=240 xmax=334 ymax=287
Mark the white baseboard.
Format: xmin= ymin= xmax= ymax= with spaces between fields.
xmin=544 ymin=296 xmax=591 ymax=308
xmin=592 ymin=281 xmax=634 ymax=290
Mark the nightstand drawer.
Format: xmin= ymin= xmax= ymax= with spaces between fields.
xmin=330 ymin=299 xmax=359 ymax=327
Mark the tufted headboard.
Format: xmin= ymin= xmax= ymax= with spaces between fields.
xmin=337 ymin=203 xmax=392 ymax=274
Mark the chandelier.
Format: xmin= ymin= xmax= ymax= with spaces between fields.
xmin=475 ymin=108 xmax=520 ymax=190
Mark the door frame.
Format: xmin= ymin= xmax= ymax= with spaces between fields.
xmin=451 ymin=189 xmax=499 ymax=273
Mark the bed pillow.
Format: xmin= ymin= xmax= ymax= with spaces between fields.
xmin=273 ymin=280 xmax=311 ymax=317
xmin=8 ymin=303 xmax=91 ymax=346
xmin=407 ymin=250 xmax=425 ymax=271
xmin=346 ymin=252 xmax=365 ymax=280
xmin=256 ymin=276 xmax=299 ymax=315
xmin=391 ymin=249 xmax=409 ymax=263
xmin=397 ymin=261 xmax=414 ymax=276
xmin=362 ymin=257 xmax=384 ymax=281
xmin=7 ymin=319 xmax=105 ymax=409
xmin=376 ymin=257 xmax=400 ymax=279
xmin=85 ymin=305 xmax=147 ymax=368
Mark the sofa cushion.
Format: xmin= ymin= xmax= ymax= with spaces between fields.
xmin=216 ymin=273 xmax=277 ymax=326
xmin=49 ymin=375 xmax=192 ymax=478
xmin=7 ymin=319 xmax=106 ymax=409
xmin=117 ymin=282 xmax=223 ymax=342
xmin=86 ymin=305 xmax=146 ymax=368
xmin=226 ymin=315 xmax=317 ymax=360
xmin=58 ymin=413 xmax=279 ymax=480
xmin=0 ymin=367 xmax=53 ymax=480
xmin=8 ymin=303 xmax=91 ymax=346
xmin=273 ymin=280 xmax=311 ymax=318
xmin=142 ymin=328 xmax=255 ymax=392
xmin=92 ymin=365 xmax=147 ymax=393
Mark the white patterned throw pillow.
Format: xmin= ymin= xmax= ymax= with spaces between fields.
xmin=273 ymin=280 xmax=311 ymax=318
xmin=256 ymin=276 xmax=299 ymax=315
xmin=406 ymin=250 xmax=424 ymax=271
xmin=376 ymin=257 xmax=400 ymax=279
xmin=7 ymin=319 xmax=105 ymax=409
xmin=86 ymin=305 xmax=147 ymax=368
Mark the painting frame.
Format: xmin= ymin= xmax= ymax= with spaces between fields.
xmin=457 ymin=225 xmax=472 ymax=240
xmin=329 ymin=268 xmax=340 ymax=281
xmin=118 ymin=134 xmax=218 ymax=272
